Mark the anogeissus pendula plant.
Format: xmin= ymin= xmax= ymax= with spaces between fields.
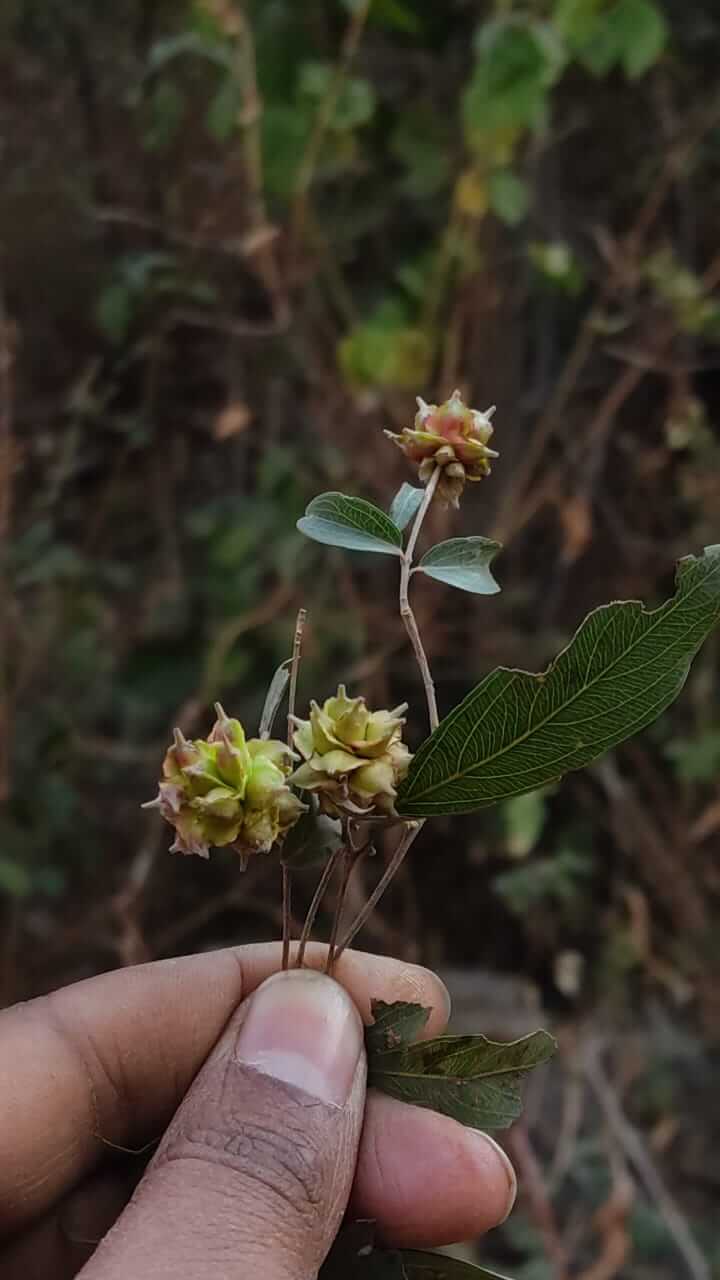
xmin=147 ymin=389 xmax=720 ymax=1280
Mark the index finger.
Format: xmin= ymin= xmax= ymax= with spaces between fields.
xmin=0 ymin=942 xmax=449 ymax=1239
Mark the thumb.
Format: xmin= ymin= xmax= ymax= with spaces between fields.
xmin=80 ymin=970 xmax=366 ymax=1280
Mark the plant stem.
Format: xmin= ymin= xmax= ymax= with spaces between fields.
xmin=287 ymin=607 xmax=306 ymax=748
xmin=324 ymin=845 xmax=354 ymax=975
xmin=335 ymin=823 xmax=421 ymax=958
xmin=295 ymin=844 xmax=346 ymax=969
xmin=283 ymin=607 xmax=306 ymax=970
xmin=400 ymin=466 xmax=441 ymax=732
xmin=281 ymin=866 xmax=291 ymax=972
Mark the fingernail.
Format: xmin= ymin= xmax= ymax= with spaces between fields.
xmin=235 ymin=970 xmax=363 ymax=1106
xmin=469 ymin=1132 xmax=517 ymax=1223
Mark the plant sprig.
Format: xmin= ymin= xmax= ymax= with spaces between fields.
xmin=146 ymin=388 xmax=719 ymax=1280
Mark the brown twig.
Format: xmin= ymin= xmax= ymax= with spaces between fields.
xmin=583 ymin=1041 xmax=710 ymax=1280
xmin=290 ymin=0 xmax=372 ymax=253
xmin=295 ymin=844 xmax=347 ymax=969
xmin=325 ymin=845 xmax=354 ymax=975
xmin=506 ymin=1124 xmax=570 ymax=1280
xmin=231 ymin=1 xmax=289 ymax=326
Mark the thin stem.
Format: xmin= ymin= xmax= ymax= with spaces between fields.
xmin=281 ymin=865 xmax=291 ymax=972
xmin=400 ymin=466 xmax=441 ymax=732
xmin=295 ymin=844 xmax=346 ymax=969
xmin=324 ymin=845 xmax=354 ymax=975
xmin=283 ymin=607 xmax=306 ymax=970
xmin=335 ymin=824 xmax=421 ymax=958
xmin=0 ymin=285 xmax=13 ymax=811
xmin=287 ymin=607 xmax=306 ymax=748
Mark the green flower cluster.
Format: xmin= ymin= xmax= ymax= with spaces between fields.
xmin=290 ymin=685 xmax=411 ymax=816
xmin=146 ymin=705 xmax=305 ymax=862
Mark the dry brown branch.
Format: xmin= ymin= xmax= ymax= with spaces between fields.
xmin=290 ymin=0 xmax=372 ymax=251
xmin=575 ymin=1156 xmax=635 ymax=1280
xmin=583 ymin=1041 xmax=710 ymax=1280
xmin=506 ymin=1123 xmax=569 ymax=1279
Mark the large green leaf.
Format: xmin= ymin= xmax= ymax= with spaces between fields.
xmin=418 ymin=538 xmax=501 ymax=595
xmin=297 ymin=493 xmax=403 ymax=556
xmin=398 ymin=546 xmax=720 ymax=816
xmin=368 ymin=1026 xmax=556 ymax=1129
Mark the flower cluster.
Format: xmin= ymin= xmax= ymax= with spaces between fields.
xmin=146 ymin=705 xmax=305 ymax=863
xmin=386 ymin=388 xmax=498 ymax=507
xmin=290 ymin=685 xmax=411 ymax=816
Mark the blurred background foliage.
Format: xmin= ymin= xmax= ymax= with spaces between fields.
xmin=1 ymin=1 xmax=720 ymax=1276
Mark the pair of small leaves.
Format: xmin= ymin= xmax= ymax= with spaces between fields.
xmin=298 ymin=492 xmax=502 ymax=596
xmin=365 ymin=1000 xmax=556 ymax=1131
xmin=321 ymin=1221 xmax=511 ymax=1279
xmin=398 ymin=545 xmax=720 ymax=816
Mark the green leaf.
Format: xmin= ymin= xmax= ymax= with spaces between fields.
xmin=463 ymin=19 xmax=565 ymax=144
xmin=418 ymin=538 xmax=501 ymax=595
xmin=297 ymin=493 xmax=403 ymax=556
xmin=398 ymin=546 xmax=720 ymax=816
xmin=299 ymin=62 xmax=376 ymax=131
xmin=620 ymin=0 xmax=667 ymax=77
xmin=338 ymin=305 xmax=435 ymax=392
xmin=574 ymin=0 xmax=667 ymax=79
xmin=258 ymin=661 xmax=290 ymax=738
xmin=148 ymin=31 xmax=232 ymax=72
xmin=489 ymin=170 xmax=530 ymax=226
xmin=365 ymin=999 xmax=431 ymax=1056
xmin=368 ymin=1027 xmax=556 ymax=1129
xmin=341 ymin=0 xmax=424 ymax=33
xmin=389 ymin=483 xmax=424 ymax=531
xmin=280 ymin=810 xmax=343 ymax=870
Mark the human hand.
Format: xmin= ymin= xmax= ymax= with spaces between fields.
xmin=0 ymin=944 xmax=517 ymax=1279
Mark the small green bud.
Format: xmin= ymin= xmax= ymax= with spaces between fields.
xmin=289 ymin=685 xmax=412 ymax=817
xmin=145 ymin=704 xmax=306 ymax=862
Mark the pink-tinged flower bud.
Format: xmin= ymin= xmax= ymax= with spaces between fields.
xmin=289 ymin=685 xmax=412 ymax=817
xmin=144 ymin=704 xmax=305 ymax=864
xmin=385 ymin=389 xmax=499 ymax=507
